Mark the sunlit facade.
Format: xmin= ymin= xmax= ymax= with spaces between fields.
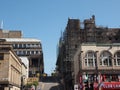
xmin=0 ymin=44 xmax=22 ymax=90
xmin=74 ymin=43 xmax=120 ymax=90
xmin=0 ymin=29 xmax=44 ymax=78
xmin=3 ymin=38 xmax=44 ymax=77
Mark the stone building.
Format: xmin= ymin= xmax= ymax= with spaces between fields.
xmin=0 ymin=41 xmax=22 ymax=90
xmin=0 ymin=29 xmax=44 ymax=77
xmin=20 ymin=57 xmax=29 ymax=89
xmin=74 ymin=43 xmax=120 ymax=90
xmin=56 ymin=15 xmax=120 ymax=90
xmin=20 ymin=57 xmax=29 ymax=78
xmin=3 ymin=38 xmax=44 ymax=77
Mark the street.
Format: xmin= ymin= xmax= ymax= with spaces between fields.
xmin=36 ymin=76 xmax=64 ymax=90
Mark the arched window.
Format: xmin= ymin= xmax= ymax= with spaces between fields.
xmin=85 ymin=51 xmax=96 ymax=67
xmin=100 ymin=51 xmax=112 ymax=66
xmin=114 ymin=51 xmax=120 ymax=66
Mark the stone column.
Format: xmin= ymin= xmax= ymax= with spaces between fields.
xmin=112 ymin=54 xmax=114 ymax=68
xmin=95 ymin=51 xmax=99 ymax=70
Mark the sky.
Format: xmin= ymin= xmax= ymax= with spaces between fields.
xmin=0 ymin=0 xmax=120 ymax=75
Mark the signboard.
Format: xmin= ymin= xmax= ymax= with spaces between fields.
xmin=100 ymin=82 xmax=120 ymax=90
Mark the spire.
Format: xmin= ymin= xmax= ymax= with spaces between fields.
xmin=92 ymin=15 xmax=95 ymax=20
xmin=0 ymin=20 xmax=3 ymax=29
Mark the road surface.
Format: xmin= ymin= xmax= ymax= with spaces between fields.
xmin=37 ymin=76 xmax=64 ymax=90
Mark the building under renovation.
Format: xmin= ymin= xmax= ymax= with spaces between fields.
xmin=0 ymin=29 xmax=44 ymax=77
xmin=56 ymin=15 xmax=120 ymax=90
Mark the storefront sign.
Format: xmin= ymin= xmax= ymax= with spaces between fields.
xmin=101 ymin=82 xmax=120 ymax=89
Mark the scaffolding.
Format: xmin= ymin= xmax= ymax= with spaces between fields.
xmin=56 ymin=15 xmax=120 ymax=90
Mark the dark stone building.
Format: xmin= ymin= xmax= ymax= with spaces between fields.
xmin=56 ymin=15 xmax=120 ymax=90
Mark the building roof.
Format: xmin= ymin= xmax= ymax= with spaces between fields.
xmin=2 ymin=38 xmax=41 ymax=42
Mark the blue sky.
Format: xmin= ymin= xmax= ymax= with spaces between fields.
xmin=0 ymin=0 xmax=120 ymax=74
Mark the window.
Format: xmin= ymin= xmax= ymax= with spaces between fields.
xmin=0 ymin=53 xmax=4 ymax=60
xmin=14 ymin=44 xmax=18 ymax=48
xmin=23 ymin=51 xmax=26 ymax=55
xmin=114 ymin=51 xmax=120 ymax=66
xmin=23 ymin=44 xmax=26 ymax=48
xmin=31 ymin=58 xmax=39 ymax=67
xmin=100 ymin=51 xmax=112 ymax=66
xmin=16 ymin=51 xmax=19 ymax=55
xmin=19 ymin=44 xmax=22 ymax=48
xmin=27 ymin=51 xmax=30 ymax=55
xmin=18 ymin=51 xmax=24 ymax=55
xmin=31 ymin=51 xmax=34 ymax=54
xmin=85 ymin=51 xmax=96 ymax=67
xmin=32 ymin=44 xmax=34 ymax=47
xmin=27 ymin=44 xmax=30 ymax=48
xmin=36 ymin=51 xmax=38 ymax=54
